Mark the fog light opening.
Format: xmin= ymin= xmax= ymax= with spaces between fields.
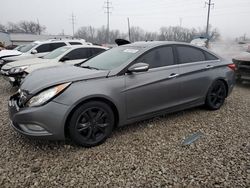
xmin=19 ymin=124 xmax=46 ymax=132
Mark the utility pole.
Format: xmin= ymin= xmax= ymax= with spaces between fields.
xmin=127 ymin=17 xmax=131 ymax=41
xmin=179 ymin=17 xmax=183 ymax=27
xmin=205 ymin=0 xmax=214 ymax=47
xmin=37 ymin=18 xmax=41 ymax=35
xmin=104 ymin=0 xmax=112 ymax=43
xmin=70 ymin=13 xmax=76 ymax=37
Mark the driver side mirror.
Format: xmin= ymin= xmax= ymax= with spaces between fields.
xmin=60 ymin=56 xmax=70 ymax=62
xmin=31 ymin=49 xmax=38 ymax=54
xmin=127 ymin=63 xmax=149 ymax=73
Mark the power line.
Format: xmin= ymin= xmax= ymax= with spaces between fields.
xmin=36 ymin=18 xmax=41 ymax=35
xmin=104 ymin=0 xmax=112 ymax=43
xmin=70 ymin=13 xmax=76 ymax=36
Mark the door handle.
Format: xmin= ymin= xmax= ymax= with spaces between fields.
xmin=205 ymin=65 xmax=214 ymax=69
xmin=168 ymin=73 xmax=179 ymax=78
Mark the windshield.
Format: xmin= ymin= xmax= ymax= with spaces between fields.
xmin=42 ymin=46 xmax=71 ymax=59
xmin=19 ymin=43 xmax=38 ymax=53
xmin=82 ymin=46 xmax=141 ymax=70
xmin=14 ymin=45 xmax=24 ymax=51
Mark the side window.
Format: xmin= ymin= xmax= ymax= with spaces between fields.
xmin=36 ymin=44 xmax=51 ymax=53
xmin=91 ymin=48 xmax=106 ymax=56
xmin=69 ymin=42 xmax=82 ymax=45
xmin=176 ymin=46 xmax=205 ymax=64
xmin=64 ymin=48 xmax=91 ymax=60
xmin=204 ymin=51 xmax=219 ymax=60
xmin=50 ymin=43 xmax=66 ymax=51
xmin=136 ymin=46 xmax=174 ymax=69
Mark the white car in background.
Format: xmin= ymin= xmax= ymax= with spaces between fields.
xmin=0 ymin=39 xmax=91 ymax=66
xmin=1 ymin=45 xmax=107 ymax=86
xmin=190 ymin=37 xmax=208 ymax=47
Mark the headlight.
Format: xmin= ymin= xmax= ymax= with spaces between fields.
xmin=26 ymin=82 xmax=71 ymax=107
xmin=9 ymin=66 xmax=28 ymax=74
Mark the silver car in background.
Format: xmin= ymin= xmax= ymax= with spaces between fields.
xmin=8 ymin=41 xmax=235 ymax=147
xmin=1 ymin=45 xmax=107 ymax=86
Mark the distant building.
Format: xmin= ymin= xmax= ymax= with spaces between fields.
xmin=0 ymin=32 xmax=72 ymax=46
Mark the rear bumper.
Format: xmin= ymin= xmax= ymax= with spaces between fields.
xmin=234 ymin=60 xmax=250 ymax=80
xmin=8 ymin=95 xmax=70 ymax=140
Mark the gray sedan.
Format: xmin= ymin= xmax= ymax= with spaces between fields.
xmin=8 ymin=41 xmax=235 ymax=147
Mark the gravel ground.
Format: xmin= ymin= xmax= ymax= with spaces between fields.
xmin=0 ymin=76 xmax=249 ymax=187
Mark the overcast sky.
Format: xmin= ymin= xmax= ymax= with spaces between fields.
xmin=1 ymin=0 xmax=250 ymax=39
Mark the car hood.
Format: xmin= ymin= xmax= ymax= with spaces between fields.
xmin=233 ymin=52 xmax=250 ymax=62
xmin=0 ymin=50 xmax=22 ymax=58
xmin=1 ymin=58 xmax=51 ymax=70
xmin=3 ymin=53 xmax=36 ymax=61
xmin=21 ymin=65 xmax=110 ymax=94
xmin=25 ymin=59 xmax=85 ymax=73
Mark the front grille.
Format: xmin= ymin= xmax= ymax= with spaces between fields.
xmin=12 ymin=90 xmax=29 ymax=108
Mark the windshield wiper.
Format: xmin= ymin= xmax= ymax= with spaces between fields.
xmin=81 ymin=65 xmax=100 ymax=70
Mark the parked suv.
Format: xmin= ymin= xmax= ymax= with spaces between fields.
xmin=8 ymin=41 xmax=235 ymax=147
xmin=1 ymin=45 xmax=108 ymax=86
xmin=0 ymin=39 xmax=91 ymax=67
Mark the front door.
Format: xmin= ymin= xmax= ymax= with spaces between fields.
xmin=125 ymin=46 xmax=181 ymax=119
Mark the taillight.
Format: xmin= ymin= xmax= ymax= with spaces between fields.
xmin=228 ymin=64 xmax=236 ymax=71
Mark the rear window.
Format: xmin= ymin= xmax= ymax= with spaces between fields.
xmin=177 ymin=46 xmax=205 ymax=64
xmin=69 ymin=42 xmax=82 ymax=45
xmin=204 ymin=51 xmax=219 ymax=60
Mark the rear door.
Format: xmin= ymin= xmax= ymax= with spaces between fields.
xmin=175 ymin=45 xmax=217 ymax=104
xmin=125 ymin=46 xmax=181 ymax=119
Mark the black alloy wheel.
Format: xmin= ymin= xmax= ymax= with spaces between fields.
xmin=205 ymin=80 xmax=227 ymax=110
xmin=69 ymin=101 xmax=114 ymax=147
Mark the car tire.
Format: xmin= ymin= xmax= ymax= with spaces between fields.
xmin=68 ymin=101 xmax=115 ymax=147
xmin=205 ymin=80 xmax=227 ymax=110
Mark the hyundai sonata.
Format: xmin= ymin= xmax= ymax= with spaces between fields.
xmin=8 ymin=41 xmax=235 ymax=147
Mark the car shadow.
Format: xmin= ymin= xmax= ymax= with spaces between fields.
xmin=12 ymin=105 xmax=205 ymax=151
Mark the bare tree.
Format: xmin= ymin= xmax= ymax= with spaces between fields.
xmin=6 ymin=22 xmax=23 ymax=33
xmin=74 ymin=26 xmax=97 ymax=43
xmin=0 ymin=24 xmax=6 ymax=32
xmin=74 ymin=25 xmax=220 ymax=44
xmin=18 ymin=21 xmax=46 ymax=34
xmin=159 ymin=26 xmax=197 ymax=42
xmin=75 ymin=26 xmax=126 ymax=44
xmin=5 ymin=21 xmax=46 ymax=34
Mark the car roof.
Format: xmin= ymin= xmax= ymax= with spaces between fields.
xmin=33 ymin=39 xmax=88 ymax=44
xmin=124 ymin=41 xmax=201 ymax=49
xmin=66 ymin=45 xmax=108 ymax=50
